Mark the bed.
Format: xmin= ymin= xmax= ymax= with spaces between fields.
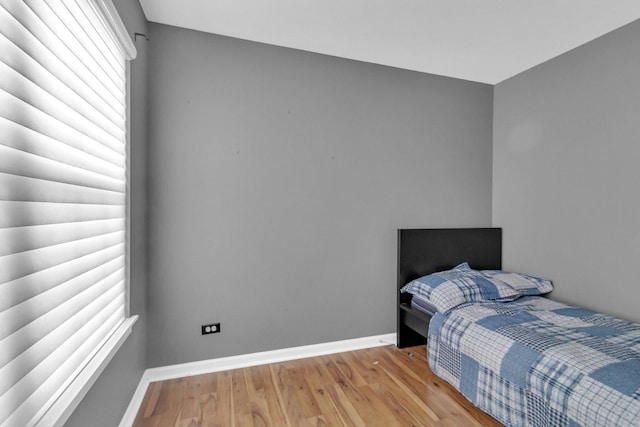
xmin=397 ymin=228 xmax=640 ymax=427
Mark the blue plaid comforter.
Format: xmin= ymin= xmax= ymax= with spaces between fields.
xmin=427 ymin=296 xmax=640 ymax=426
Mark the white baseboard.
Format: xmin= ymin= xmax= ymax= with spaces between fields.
xmin=119 ymin=333 xmax=396 ymax=427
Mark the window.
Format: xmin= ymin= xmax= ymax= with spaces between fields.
xmin=0 ymin=1 xmax=136 ymax=425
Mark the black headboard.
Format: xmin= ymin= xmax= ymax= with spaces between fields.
xmin=397 ymin=228 xmax=502 ymax=305
xmin=396 ymin=228 xmax=502 ymax=347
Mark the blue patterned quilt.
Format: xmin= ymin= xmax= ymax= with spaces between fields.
xmin=427 ymin=296 xmax=640 ymax=426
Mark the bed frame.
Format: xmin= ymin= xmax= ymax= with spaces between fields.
xmin=397 ymin=228 xmax=502 ymax=348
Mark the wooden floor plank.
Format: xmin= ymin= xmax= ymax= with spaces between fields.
xmin=252 ymin=363 xmax=288 ymax=426
xmin=132 ymin=345 xmax=503 ymax=427
xmin=283 ymin=361 xmax=322 ymax=419
xmin=181 ymin=375 xmax=202 ymax=421
xmin=323 ymin=383 xmax=368 ymax=427
xmin=141 ymin=381 xmax=163 ymax=419
xmin=358 ymin=384 xmax=415 ymax=426
xmin=270 ymin=363 xmax=313 ymax=427
xmin=299 ymin=366 xmax=347 ymax=425
xmin=231 ymin=369 xmax=253 ymax=426
xmin=330 ymin=352 xmax=368 ymax=388
xmin=202 ymin=369 xmax=232 ymax=427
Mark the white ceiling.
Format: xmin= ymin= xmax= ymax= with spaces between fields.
xmin=139 ymin=0 xmax=640 ymax=84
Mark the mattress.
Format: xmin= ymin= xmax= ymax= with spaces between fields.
xmin=410 ymin=295 xmax=438 ymax=317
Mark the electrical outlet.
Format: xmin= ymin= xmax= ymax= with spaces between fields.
xmin=201 ymin=323 xmax=221 ymax=335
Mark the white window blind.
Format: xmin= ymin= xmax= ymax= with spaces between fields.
xmin=0 ymin=1 xmax=136 ymax=426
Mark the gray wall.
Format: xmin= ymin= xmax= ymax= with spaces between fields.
xmin=146 ymin=23 xmax=494 ymax=367
xmin=64 ymin=0 xmax=149 ymax=425
xmin=493 ymin=19 xmax=640 ymax=322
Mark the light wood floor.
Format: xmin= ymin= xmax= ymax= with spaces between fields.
xmin=132 ymin=345 xmax=503 ymax=427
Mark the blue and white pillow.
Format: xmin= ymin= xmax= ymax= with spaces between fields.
xmin=478 ymin=270 xmax=553 ymax=296
xmin=452 ymin=262 xmax=471 ymax=271
xmin=401 ymin=263 xmax=520 ymax=314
